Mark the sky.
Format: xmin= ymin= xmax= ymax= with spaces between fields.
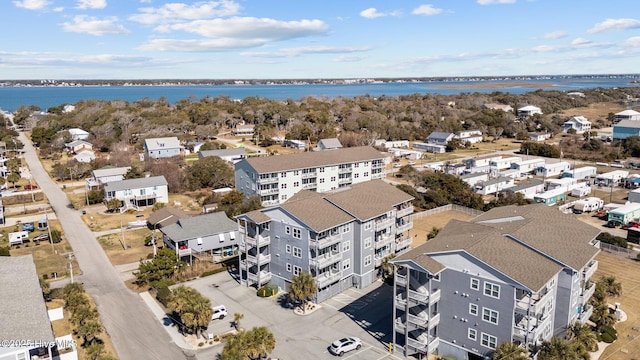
xmin=2 ymin=0 xmax=640 ymax=80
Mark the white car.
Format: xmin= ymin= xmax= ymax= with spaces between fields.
xmin=329 ymin=337 xmax=362 ymax=356
xmin=408 ymin=161 xmax=416 ymax=165
xmin=211 ymin=305 xmax=228 ymax=320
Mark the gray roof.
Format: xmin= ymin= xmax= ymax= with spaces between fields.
xmin=324 ymin=180 xmax=414 ymax=221
xmin=426 ymin=132 xmax=454 ymax=141
xmin=478 ymin=176 xmax=512 ymax=187
xmin=318 ymin=138 xmax=343 ymax=149
xmin=281 ymin=191 xmax=354 ymax=232
xmin=93 ymin=166 xmax=131 ymax=179
xmin=144 ymin=137 xmax=181 ymax=151
xmin=160 ymin=212 xmax=238 ymax=241
xmin=240 ymin=146 xmax=384 ymax=173
xmin=506 ymin=178 xmax=544 ymax=192
xmin=615 ymin=119 xmax=640 ymax=129
xmin=66 ymin=140 xmax=92 ymax=147
xmin=147 ymin=207 xmax=191 ymax=228
xmin=104 ymin=176 xmax=167 ymax=192
xmin=199 ymin=148 xmax=246 ymax=158
xmin=0 ymin=255 xmax=55 ymax=344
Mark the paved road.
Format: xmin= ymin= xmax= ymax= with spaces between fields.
xmin=18 ymin=133 xmax=190 ymax=360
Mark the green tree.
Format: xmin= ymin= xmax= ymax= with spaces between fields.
xmin=71 ymin=304 xmax=99 ymax=327
xmin=566 ymin=322 xmax=598 ymax=352
xmin=219 ymin=326 xmax=276 ymax=360
xmin=87 ymin=189 xmax=105 ymax=205
xmin=537 ymin=337 xmax=580 ymax=360
xmin=105 ymin=198 xmax=122 ymax=212
xmin=50 ymin=228 xmax=62 ymax=243
xmin=600 ymin=275 xmax=622 ymax=297
xmin=31 ymin=127 xmax=56 ymax=145
xmin=233 ymin=312 xmax=244 ymax=331
xmin=427 ymin=226 xmax=440 ymax=240
xmin=250 ymin=326 xmax=276 ymax=359
xmin=124 ymin=166 xmax=145 ymax=179
xmin=63 ymin=283 xmax=89 ymax=312
xmin=76 ymin=318 xmax=103 ymax=346
xmin=6 ymin=172 xmax=20 ymax=188
xmin=39 ymin=277 xmax=51 ymax=301
xmin=288 ymin=272 xmax=317 ymax=313
xmin=167 ymin=285 xmax=213 ymax=337
xmin=186 ymin=155 xmax=235 ymax=191
xmin=492 ymin=342 xmax=528 ymax=360
xmin=134 ymin=247 xmax=184 ymax=287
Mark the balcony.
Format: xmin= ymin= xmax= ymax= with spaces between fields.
xmin=395 ymin=294 xmax=407 ymax=310
xmin=338 ymin=167 xmax=352 ymax=174
xmin=395 ymin=236 xmax=412 ymax=251
xmin=338 ymin=177 xmax=352 ymax=185
xmin=396 ymin=274 xmax=407 ymax=286
xmin=178 ymin=248 xmax=192 ymax=257
xmin=301 ymin=172 xmax=317 ymax=179
xmin=375 ymin=255 xmax=389 ymax=268
xmin=257 ymin=177 xmax=278 ymax=185
xmin=239 ymin=242 xmax=246 ymax=251
xmin=407 ymin=336 xmax=439 ymax=354
xmin=396 ymin=205 xmax=414 ymax=217
xmin=578 ymin=304 xmax=594 ymax=323
xmin=310 ymin=251 xmax=341 ymax=268
xmin=372 ymin=161 xmax=384 ymax=169
xmin=246 ymin=235 xmax=271 ymax=248
xmin=375 ymin=217 xmax=394 ymax=231
xmin=515 ymin=289 xmax=553 ymax=315
xmin=583 ymin=260 xmax=598 ymax=281
xmin=396 ymin=221 xmax=413 ymax=233
xmin=247 ymin=253 xmax=271 ymax=265
xmin=581 ymin=282 xmax=596 ymax=302
xmin=317 ymin=270 xmax=341 ymax=288
xmin=302 ymin=182 xmax=316 ymax=190
xmin=258 ymin=187 xmax=279 ymax=196
xmin=247 ymin=270 xmax=272 ymax=285
xmin=375 ymin=234 xmax=394 ymax=249
xmin=310 ymin=234 xmax=342 ymax=250
xmin=262 ymin=199 xmax=279 ymax=207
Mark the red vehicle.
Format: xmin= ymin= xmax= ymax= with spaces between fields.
xmin=24 ymin=184 xmax=38 ymax=190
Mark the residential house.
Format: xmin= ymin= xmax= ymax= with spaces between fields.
xmin=235 ymin=146 xmax=386 ymax=207
xmin=528 ymin=132 xmax=552 ymax=142
xmin=425 ymin=132 xmax=455 ymax=146
xmin=562 ymin=116 xmax=592 ymax=134
xmin=161 ymin=212 xmax=239 ymax=258
xmin=317 ymin=138 xmax=343 ymax=151
xmin=460 ymin=172 xmax=489 ymax=187
xmin=482 ymin=103 xmax=513 ymax=112
xmin=199 ymin=148 xmax=247 ymax=164
xmin=185 ymin=141 xmax=205 ymax=154
xmin=454 ymin=130 xmax=483 ymax=144
xmin=412 ymin=142 xmax=446 ymax=154
xmin=73 ymin=149 xmax=96 ymax=163
xmin=383 ymin=140 xmax=411 ymax=149
xmin=489 ymin=157 xmax=522 ymax=170
xmin=237 ymin=180 xmax=414 ymax=302
xmin=511 ymin=159 xmax=545 ymax=173
xmin=444 ymin=163 xmax=467 ymax=176
xmin=505 ymin=179 xmax=545 ymax=199
xmin=104 ymin=175 xmax=169 ymax=209
xmin=391 ymin=204 xmax=601 ymax=359
xmin=147 ymin=207 xmax=192 ymax=230
xmin=613 ymin=120 xmax=640 ymax=140
xmin=232 ymin=124 xmax=255 ymax=137
xmin=614 ymin=109 xmax=640 ymax=123
xmin=517 ymin=105 xmax=543 ymax=118
xmin=388 ymin=148 xmax=423 ymax=160
xmin=144 ymin=137 xmax=183 ymax=159
xmin=0 ymin=255 xmax=56 ymax=360
xmin=474 ymin=176 xmax=515 ymax=195
xmin=283 ymin=139 xmax=306 ymax=149
xmin=67 ymin=128 xmax=90 ymax=141
xmin=463 ymin=155 xmax=502 ymax=169
xmin=86 ymin=166 xmax=131 ymax=190
xmin=535 ymin=162 xmax=571 ymax=178
xmin=65 ymin=140 xmax=93 ymax=153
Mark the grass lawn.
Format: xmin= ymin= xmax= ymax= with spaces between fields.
xmin=97 ymin=228 xmax=153 ymax=265
xmin=558 ymin=102 xmax=625 ymax=121
xmin=82 ymin=208 xmax=154 ymax=232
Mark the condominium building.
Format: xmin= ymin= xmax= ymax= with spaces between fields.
xmin=235 ymin=146 xmax=386 ymax=206
xmin=391 ymin=204 xmax=600 ymax=359
xmin=236 ymin=180 xmax=414 ymax=302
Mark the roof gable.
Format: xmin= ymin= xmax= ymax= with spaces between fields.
xmin=160 ymin=212 xmax=237 ymax=241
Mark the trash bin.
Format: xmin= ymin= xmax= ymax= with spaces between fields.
xmin=52 ymin=272 xmax=57 ymax=279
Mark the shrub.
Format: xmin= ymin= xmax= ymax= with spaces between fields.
xmin=257 ymin=284 xmax=278 ymax=297
xmin=600 ymin=325 xmax=617 ymax=339
xmin=0 ymin=246 xmax=10 ymax=256
xmin=50 ymin=229 xmax=62 ymax=244
xmin=200 ymin=267 xmax=227 ymax=277
xmin=600 ymin=332 xmax=615 ymax=343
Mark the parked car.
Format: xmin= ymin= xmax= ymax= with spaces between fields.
xmin=22 ymin=222 xmax=35 ymax=232
xmin=408 ymin=161 xmax=416 ymax=166
xmin=211 ymin=305 xmax=227 ymax=320
xmin=329 ymin=337 xmax=362 ymax=356
xmin=24 ymin=184 xmax=38 ymax=190
xmin=32 ymin=233 xmax=49 ymax=242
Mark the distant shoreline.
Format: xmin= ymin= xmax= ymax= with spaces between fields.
xmin=432 ymin=82 xmax=556 ymax=89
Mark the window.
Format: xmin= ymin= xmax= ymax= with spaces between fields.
xmin=331 ymin=176 xmax=336 ymax=182
xmin=262 ymin=223 xmax=270 ymax=230
xmin=285 ymin=226 xmax=291 ymax=235
xmin=293 ymin=247 xmax=302 ymax=258
xmin=281 ymin=194 xmax=287 ymax=201
xmin=484 ymin=282 xmax=500 ymax=298
xmin=364 ymin=237 xmax=372 ymax=248
xmin=354 ymin=163 xmax=360 ymax=168
xmin=293 ymin=265 xmax=301 ymax=276
xmin=294 ymin=170 xmax=299 ymax=176
xmin=342 ymin=241 xmax=350 ymax=253
xmin=469 ymin=303 xmax=478 ymax=316
xmin=320 ymin=178 xmax=325 ymax=183
xmin=364 ymin=222 xmax=372 ymax=230
xmin=481 ymin=333 xmax=497 ymax=349
xmin=320 ymin=167 xmax=325 ymax=173
xmin=343 ymin=259 xmax=351 ymax=270
xmin=470 ymin=278 xmax=479 ymax=290
xmin=482 ymin=308 xmax=499 ymax=324
xmin=354 ymin=173 xmax=359 ymax=178
xmin=285 ymin=244 xmax=291 ymax=254
xmin=280 ymin=183 xmax=287 ymax=189
xmin=364 ymin=171 xmax=369 ymax=177
xmin=364 ymin=255 xmax=372 ymax=266
xmin=293 ymin=228 xmax=301 ymax=239
xmin=294 ymin=181 xmax=300 ymax=187
xmin=286 ymin=263 xmax=292 ymax=272
xmin=280 ymin=172 xmax=287 ymax=177
xmin=342 ymin=224 xmax=350 ymax=233
xmin=468 ymin=328 xmax=477 ymax=341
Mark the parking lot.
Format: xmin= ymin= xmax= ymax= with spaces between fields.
xmin=186 ymin=271 xmax=407 ymax=360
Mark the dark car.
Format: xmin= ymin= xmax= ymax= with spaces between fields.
xmin=24 ymin=184 xmax=38 ymax=190
xmin=606 ymin=220 xmax=622 ymax=228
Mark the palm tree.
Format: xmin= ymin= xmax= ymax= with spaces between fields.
xmin=566 ymin=322 xmax=598 ymax=352
xmin=492 ymin=341 xmax=528 ymax=360
xmin=590 ymin=302 xmax=616 ymax=331
xmin=538 ymin=337 xmax=580 ymax=360
xmin=167 ymin=286 xmax=213 ymax=337
xmin=288 ymin=272 xmax=317 ymax=313
xmin=233 ymin=312 xmax=244 ymax=331
xmin=251 ymin=326 xmax=276 ymax=359
xmin=600 ymin=276 xmax=622 ymax=297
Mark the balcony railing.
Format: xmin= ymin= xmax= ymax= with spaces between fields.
xmin=375 ymin=217 xmax=394 ymax=231
xmin=396 ymin=205 xmax=414 ymax=217
xmin=406 ymin=336 xmax=439 ymax=354
xmin=317 ymin=270 xmax=341 ymax=288
xmin=428 ymin=313 xmax=440 ymax=329
xmin=338 ymin=177 xmax=352 ymax=185
xmin=578 ymin=304 xmax=594 ymax=323
xmin=515 ymin=289 xmax=553 ymax=315
xmin=246 ymin=235 xmax=271 ymax=248
xmin=429 ymin=289 xmax=441 ymax=305
xmin=302 ymin=182 xmax=316 ymax=190
xmin=178 ymin=248 xmax=192 ymax=257
xmin=581 ymin=282 xmax=596 ymax=302
xmin=258 ymin=188 xmax=279 ymax=195
xmin=257 ymin=177 xmax=278 ymax=185
xmin=396 ymin=221 xmax=413 ymax=233
xmin=338 ymin=167 xmax=352 ymax=174
xmin=372 ymin=161 xmax=384 ymax=169
xmin=239 ymin=242 xmax=246 ymax=251
xmin=375 ymin=234 xmax=394 ymax=249
xmin=395 ymin=294 xmax=407 ymax=310
xmin=301 ymin=172 xmax=317 ymax=179
xmin=310 ymin=234 xmax=342 ymax=250
xmin=396 ymin=274 xmax=407 ymax=286
xmin=583 ymin=260 xmax=598 ymax=281
xmin=262 ymin=199 xmax=279 ymax=207
xmin=310 ymin=251 xmax=341 ymax=268
xmin=395 ymin=237 xmax=412 ymax=251
xmin=247 ymin=271 xmax=272 ymax=285
xmin=247 ymin=253 xmax=271 ymax=265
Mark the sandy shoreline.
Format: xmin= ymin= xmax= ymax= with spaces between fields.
xmin=432 ymin=82 xmax=556 ymax=89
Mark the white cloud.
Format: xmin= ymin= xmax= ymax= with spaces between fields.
xmin=571 ymin=38 xmax=592 ymax=46
xmin=334 ymin=55 xmax=367 ymax=62
xmin=588 ymin=18 xmax=640 ymax=33
xmin=75 ymin=0 xmax=107 ymax=9
xmin=138 ymin=38 xmax=267 ymax=52
xmin=13 ymin=0 xmax=50 ymax=10
xmin=543 ymin=31 xmax=567 ymax=39
xmin=477 ymin=0 xmax=516 ymax=4
xmin=129 ymin=1 xmax=241 ymax=25
xmin=166 ymin=17 xmax=328 ymax=40
xmin=625 ymin=36 xmax=640 ymax=47
xmin=360 ymin=8 xmax=386 ymax=19
xmin=412 ymin=4 xmax=443 ymax=16
xmin=61 ymin=15 xmax=130 ymax=36
xmin=243 ymin=45 xmax=372 ymax=58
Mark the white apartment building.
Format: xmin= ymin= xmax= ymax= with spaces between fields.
xmin=235 ymin=146 xmax=386 ymax=206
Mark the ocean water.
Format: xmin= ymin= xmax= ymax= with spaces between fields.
xmin=0 ymin=76 xmax=638 ymax=113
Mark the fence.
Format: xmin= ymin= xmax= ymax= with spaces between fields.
xmin=411 ymin=204 xmax=484 ymax=220
xmin=600 ymin=242 xmax=640 ymax=259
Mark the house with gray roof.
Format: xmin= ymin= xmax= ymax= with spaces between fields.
xmin=317 ymin=138 xmax=343 ymax=151
xmin=613 ymin=119 xmax=640 ymax=140
xmin=236 ymin=179 xmax=414 ymax=302
xmin=104 ymin=175 xmax=168 ymax=209
xmin=144 ymin=137 xmax=183 ymax=159
xmin=161 ymin=211 xmax=239 ymax=258
xmin=199 ymin=148 xmax=246 ymax=163
xmin=0 ymin=255 xmax=56 ymax=360
xmin=391 ymin=204 xmax=600 ymax=359
xmin=425 ymin=132 xmax=455 ymax=146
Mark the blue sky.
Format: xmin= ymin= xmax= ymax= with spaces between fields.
xmin=2 ymin=0 xmax=640 ymax=80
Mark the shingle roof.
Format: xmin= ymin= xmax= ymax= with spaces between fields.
xmin=616 ymin=109 xmax=640 ymax=116
xmin=506 ymin=179 xmax=544 ymax=192
xmin=147 ymin=207 xmax=191 ymax=228
xmin=615 ymin=119 xmax=640 ymax=129
xmin=104 ymin=176 xmax=167 ymax=192
xmin=280 ymin=191 xmax=354 ymax=232
xmin=93 ymin=166 xmax=131 ymax=179
xmin=324 ymin=180 xmax=414 ymax=221
xmin=144 ymin=137 xmax=181 ymax=151
xmin=427 ymin=132 xmax=454 ymax=141
xmin=241 ymin=146 xmax=384 ymax=173
xmin=318 ymin=138 xmax=343 ymax=149
xmin=160 ymin=211 xmax=238 ymax=241
xmin=0 ymin=255 xmax=55 ymax=344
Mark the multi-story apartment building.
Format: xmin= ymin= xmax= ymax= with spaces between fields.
xmin=234 ymin=146 xmax=386 ymax=206
xmin=236 ymin=180 xmax=414 ymax=302
xmin=391 ymin=204 xmax=600 ymax=359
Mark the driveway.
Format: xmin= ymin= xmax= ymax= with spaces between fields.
xmin=18 ymin=133 xmax=190 ymax=359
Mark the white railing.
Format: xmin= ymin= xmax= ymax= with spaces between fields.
xmin=301 ymin=172 xmax=316 ymax=179
xmin=583 ymin=260 xmax=598 ymax=281
xmin=316 ymin=270 xmax=341 ymax=288
xmin=578 ymin=304 xmax=593 ymax=323
xmin=338 ymin=167 xmax=352 ymax=174
xmin=515 ymin=289 xmax=552 ymax=315
xmin=581 ymin=282 xmax=596 ymax=301
xmin=408 ymin=289 xmax=428 ymax=303
xmin=396 ymin=274 xmax=407 ymax=286
xmin=262 ymin=199 xmax=279 ymax=207
xmin=310 ymin=234 xmax=341 ymax=250
xmin=247 ymin=271 xmax=272 ymax=284
xmin=396 ymin=221 xmax=413 ymax=233
xmin=247 ymin=253 xmax=271 ymax=265
xmin=258 ymin=188 xmax=279 ymax=195
xmin=178 ymin=248 xmax=192 ymax=256
xmin=395 ymin=237 xmax=412 ymax=251
xmin=257 ymin=177 xmax=278 ymax=185
xmin=375 ymin=235 xmax=394 ymax=249
xmin=408 ymin=313 xmax=428 ymax=326
xmin=428 ymin=313 xmax=440 ymax=329
xmin=396 ymin=206 xmax=414 ymax=217
xmin=429 ymin=289 xmax=441 ymax=305
xmin=338 ymin=177 xmax=352 ymax=185
xmin=302 ymin=182 xmax=316 ymax=190
xmin=375 ymin=217 xmax=394 ymax=231
xmin=395 ymin=294 xmax=407 ymax=309
xmin=310 ymin=251 xmax=341 ymax=268
xmin=245 ymin=235 xmax=271 ymax=247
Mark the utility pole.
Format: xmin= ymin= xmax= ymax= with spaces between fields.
xmin=45 ymin=208 xmax=54 ymax=252
xmin=120 ymin=220 xmax=127 ymax=250
xmin=60 ymin=252 xmax=75 ymax=283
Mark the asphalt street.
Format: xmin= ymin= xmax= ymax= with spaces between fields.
xmin=18 ymin=132 xmax=190 ymax=360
